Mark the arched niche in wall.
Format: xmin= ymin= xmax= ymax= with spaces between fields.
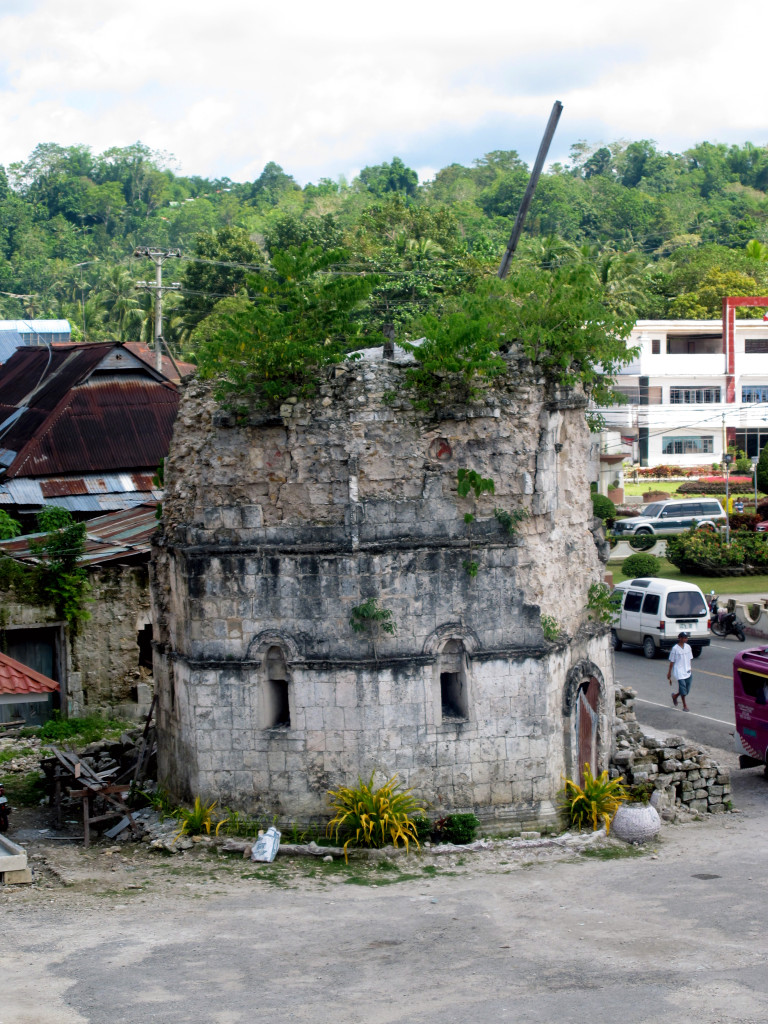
xmin=424 ymin=625 xmax=478 ymax=727
xmin=438 ymin=639 xmax=469 ymax=721
xmin=562 ymin=659 xmax=608 ymax=785
xmin=245 ymin=630 xmax=299 ymax=730
xmin=264 ymin=645 xmax=290 ymax=729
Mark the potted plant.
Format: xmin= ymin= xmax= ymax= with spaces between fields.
xmin=610 ymin=781 xmax=661 ymax=844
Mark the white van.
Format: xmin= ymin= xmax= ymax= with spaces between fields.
xmin=611 ymin=578 xmax=711 ymax=659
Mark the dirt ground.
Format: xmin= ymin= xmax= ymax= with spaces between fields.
xmin=4 ymin=748 xmax=768 ymax=1024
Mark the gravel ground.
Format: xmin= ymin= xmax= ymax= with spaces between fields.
xmin=3 ymin=743 xmax=768 ymax=1024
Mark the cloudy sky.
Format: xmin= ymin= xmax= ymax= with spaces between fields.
xmin=0 ymin=0 xmax=765 ymax=185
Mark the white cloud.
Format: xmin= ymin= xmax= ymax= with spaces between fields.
xmin=0 ymin=0 xmax=765 ymax=183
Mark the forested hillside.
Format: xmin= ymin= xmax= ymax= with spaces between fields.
xmin=2 ymin=138 xmax=768 ymax=362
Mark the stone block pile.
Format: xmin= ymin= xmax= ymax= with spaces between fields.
xmin=611 ymin=685 xmax=731 ymax=816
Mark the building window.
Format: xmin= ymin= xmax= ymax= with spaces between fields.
xmin=651 ymin=339 xmax=660 ymax=354
xmin=669 ymin=387 xmax=721 ymax=404
xmin=742 ymin=386 xmax=768 ymax=403
xmin=264 ymin=646 xmax=290 ymax=728
xmin=666 ymin=333 xmax=722 ymax=355
xmin=745 ymin=339 xmax=768 ymax=354
xmin=137 ymin=623 xmax=153 ymax=670
xmin=661 ymin=436 xmax=714 ymax=455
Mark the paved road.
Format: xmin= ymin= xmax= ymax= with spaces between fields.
xmin=614 ymin=631 xmax=764 ymax=749
xmin=6 ymin=768 xmax=768 ymax=1024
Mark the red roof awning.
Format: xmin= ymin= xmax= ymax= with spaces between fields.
xmin=0 ymin=652 xmax=60 ymax=697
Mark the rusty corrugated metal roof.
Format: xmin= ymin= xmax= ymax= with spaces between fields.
xmin=0 ymin=344 xmax=178 ymax=480
xmin=0 ymin=503 xmax=157 ymax=566
xmin=123 ymin=342 xmax=196 ymax=382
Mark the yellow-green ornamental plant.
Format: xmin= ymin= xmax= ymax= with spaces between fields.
xmin=561 ymin=764 xmax=628 ymax=834
xmin=327 ymin=772 xmax=425 ymax=861
xmin=174 ymin=797 xmax=228 ymax=838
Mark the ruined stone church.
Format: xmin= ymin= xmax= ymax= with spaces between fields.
xmin=152 ymin=347 xmax=613 ymax=830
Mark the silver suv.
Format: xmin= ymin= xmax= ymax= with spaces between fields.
xmin=612 ymin=498 xmax=726 ymax=538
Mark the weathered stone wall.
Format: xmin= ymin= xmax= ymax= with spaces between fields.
xmin=153 ymin=352 xmax=614 ymax=829
xmin=1 ymin=565 xmax=153 ymax=719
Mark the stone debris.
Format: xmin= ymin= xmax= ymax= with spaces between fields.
xmin=0 ymin=734 xmax=49 ymax=775
xmin=219 ymin=830 xmax=610 ymax=864
xmin=611 ymin=685 xmax=731 ymax=819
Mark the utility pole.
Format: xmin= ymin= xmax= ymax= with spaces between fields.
xmin=498 ymin=101 xmax=563 ymax=279
xmin=133 ymin=247 xmax=181 ymax=372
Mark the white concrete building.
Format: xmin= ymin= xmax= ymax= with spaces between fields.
xmin=597 ymin=302 xmax=768 ymax=468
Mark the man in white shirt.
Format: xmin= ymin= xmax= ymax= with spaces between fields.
xmin=667 ymin=631 xmax=694 ymax=711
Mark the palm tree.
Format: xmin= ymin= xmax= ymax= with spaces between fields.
xmin=581 ymin=247 xmax=654 ymax=318
xmin=61 ymin=296 xmax=108 ymax=341
xmin=745 ymin=238 xmax=768 ymax=263
xmin=98 ymin=266 xmax=143 ymax=341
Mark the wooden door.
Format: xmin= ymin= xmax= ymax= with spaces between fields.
xmin=577 ymin=677 xmax=600 ymax=785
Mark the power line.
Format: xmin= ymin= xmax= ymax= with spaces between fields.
xmin=133 ymin=247 xmax=181 ymax=372
xmin=598 ymin=401 xmax=768 ymax=456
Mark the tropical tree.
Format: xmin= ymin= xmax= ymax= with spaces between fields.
xmin=669 ymin=268 xmax=761 ymax=318
xmin=98 ymin=265 xmax=142 ymax=341
xmin=193 ymin=243 xmax=377 ymax=406
xmin=178 ymin=226 xmax=265 ymax=329
xmin=358 ymin=157 xmax=419 ymax=197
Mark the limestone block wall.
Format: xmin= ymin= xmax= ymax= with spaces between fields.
xmin=156 ymin=631 xmax=611 ymax=829
xmin=72 ymin=566 xmax=153 ymax=715
xmin=1 ymin=565 xmax=153 ymax=718
xmin=153 ymin=353 xmax=614 ymax=828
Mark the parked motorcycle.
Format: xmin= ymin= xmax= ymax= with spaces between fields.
xmin=709 ymin=592 xmax=746 ymax=641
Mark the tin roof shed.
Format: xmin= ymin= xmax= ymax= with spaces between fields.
xmin=0 ymin=343 xmax=179 ymax=510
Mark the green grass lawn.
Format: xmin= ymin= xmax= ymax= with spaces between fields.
xmin=623 ymin=481 xmax=686 ymax=496
xmin=607 ymin=556 xmax=768 ymax=595
xmin=622 ymin=481 xmax=763 ymax=500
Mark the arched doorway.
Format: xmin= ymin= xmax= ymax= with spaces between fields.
xmin=562 ymin=660 xmax=607 ymax=785
xmin=576 ymin=676 xmax=600 ymax=785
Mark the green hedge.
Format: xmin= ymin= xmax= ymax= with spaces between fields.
xmin=591 ymin=493 xmax=616 ymax=521
xmin=666 ymin=527 xmax=768 ymax=573
xmin=621 ymin=553 xmax=661 ymax=577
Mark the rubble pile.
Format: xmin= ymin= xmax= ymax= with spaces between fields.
xmin=611 ymin=685 xmax=731 ymax=817
xmin=45 ymin=730 xmax=155 ymax=782
xmin=0 ymin=735 xmax=45 ymax=774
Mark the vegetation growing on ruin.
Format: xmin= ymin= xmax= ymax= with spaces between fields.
xmin=5 ymin=140 xmax=768 ymax=412
xmin=493 ymin=506 xmax=529 ymax=536
xmin=457 ymin=468 xmax=495 ymax=577
xmin=586 ymin=582 xmax=619 ymax=624
xmin=0 ymin=508 xmax=91 ymax=629
xmin=194 ymin=244 xmax=377 ymax=408
xmin=349 ymin=597 xmax=397 ymax=660
xmin=540 ymin=615 xmax=561 ymax=641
